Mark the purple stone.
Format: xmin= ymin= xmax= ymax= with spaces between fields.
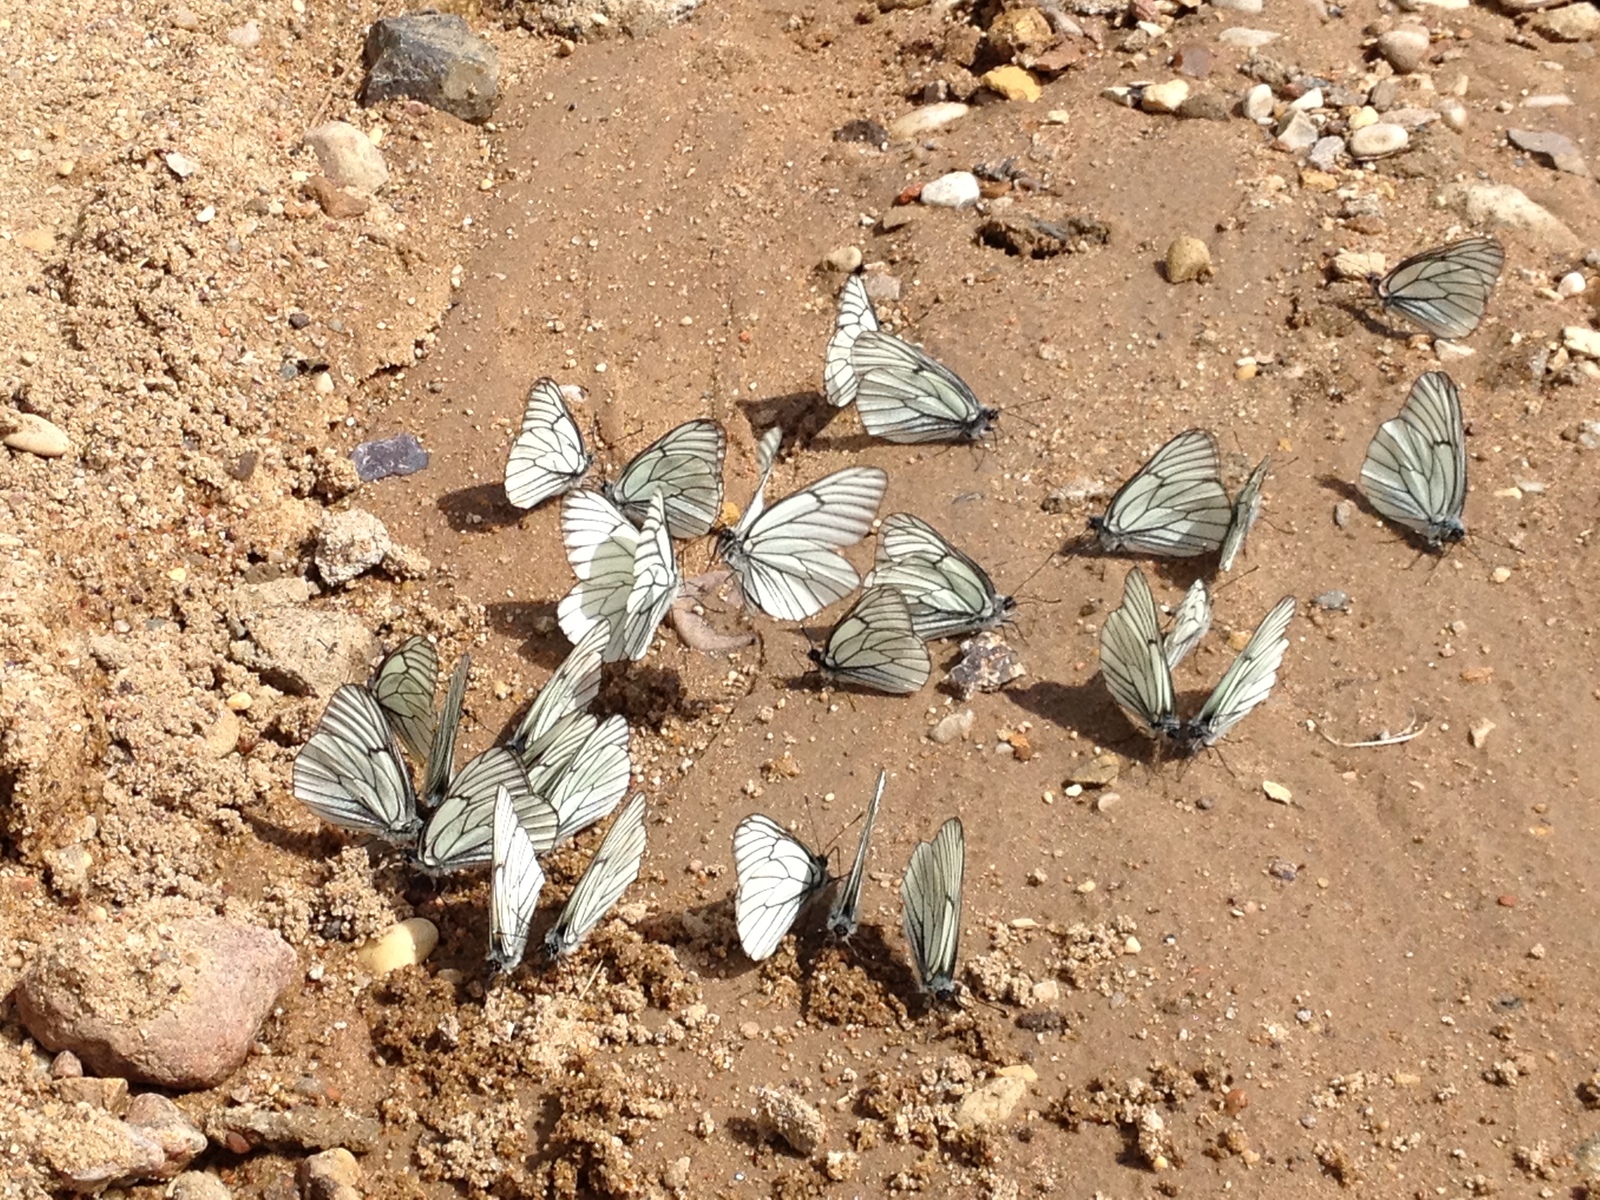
xmin=351 ymin=433 xmax=429 ymax=483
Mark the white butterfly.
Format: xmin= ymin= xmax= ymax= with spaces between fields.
xmin=715 ymin=427 xmax=887 ymax=621
xmin=414 ymin=746 xmax=536 ymax=874
xmin=809 ymin=586 xmax=931 ymax=695
xmin=865 ymin=513 xmax=1013 ymax=640
xmin=1359 ymin=371 xmax=1467 ymax=549
xmin=1089 ymin=429 xmax=1232 ymax=558
xmin=292 ymin=684 xmax=420 ymax=843
xmin=488 ymin=784 xmax=545 ymax=974
xmin=850 ymin=330 xmax=998 ymax=444
xmin=1370 ymin=236 xmax=1504 ymax=341
xmin=1163 ymin=578 xmax=1212 ymax=671
xmin=545 ymin=793 xmax=648 ymax=958
xmin=824 ymin=274 xmax=879 ymax=408
xmin=557 ymin=491 xmax=681 ymax=662
xmin=522 ymin=714 xmax=632 ymax=854
xmin=1098 ymin=568 xmax=1179 ymax=741
xmin=733 ymin=814 xmax=830 ymax=961
xmin=603 ymin=419 xmax=727 ymax=539
xmin=505 ymin=378 xmax=593 ymax=510
xmin=508 ymin=622 xmax=607 ymax=770
xmin=1176 ymin=596 xmax=1296 ymax=754
xmin=420 ymin=654 xmax=471 ymax=808
xmin=1218 ymin=456 xmax=1269 ymax=574
xmin=368 ymin=636 xmax=438 ymax=766
xmin=825 ymin=770 xmax=885 ymax=940
xmin=902 ymin=817 xmax=965 ymax=1001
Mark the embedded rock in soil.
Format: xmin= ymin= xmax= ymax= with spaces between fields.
xmin=304 ymin=122 xmax=389 ymax=194
xmin=15 ymin=911 xmax=297 ymax=1090
xmin=315 ymin=509 xmax=393 ymax=586
xmin=34 ymin=1104 xmax=167 ymax=1192
xmin=1508 ymin=128 xmax=1590 ymax=176
xmin=299 ymin=1148 xmax=363 ymax=1200
xmin=1531 ymin=1 xmax=1599 ymax=39
xmin=887 ymin=102 xmax=969 ymax=140
xmin=124 ymin=1094 xmax=207 ymax=1179
xmin=228 ymin=578 xmax=379 ymax=697
xmin=171 ymin=1173 xmax=233 ymax=1200
xmin=1435 ymin=181 xmax=1580 ymax=250
xmin=955 ymin=1074 xmax=1029 ymax=1128
xmin=359 ymin=13 xmax=500 ymax=123
xmin=351 ymin=432 xmax=430 ymax=483
xmin=204 ymin=1105 xmax=384 ymax=1154
xmin=753 ymin=1087 xmax=827 ymax=1155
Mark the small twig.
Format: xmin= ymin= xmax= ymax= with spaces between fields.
xmin=1317 ymin=716 xmax=1428 ymax=748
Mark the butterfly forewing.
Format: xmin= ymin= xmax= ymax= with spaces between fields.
xmin=1218 ymin=456 xmax=1269 ymax=573
xmin=1359 ymin=370 xmax=1467 ymax=547
xmin=557 ymin=490 xmax=641 ymax=658
xmin=866 ymin=513 xmax=1007 ymax=640
xmin=605 ymin=419 xmax=727 ymax=539
xmin=505 ymin=378 xmax=593 ymax=510
xmin=545 ymin=794 xmax=648 ymax=958
xmin=850 ymin=330 xmax=996 ymax=444
xmin=813 ymin=585 xmax=931 ymax=695
xmin=1182 ymin=596 xmax=1296 ymax=752
xmin=414 ymin=746 xmax=533 ymax=873
xmin=509 ymin=622 xmax=607 ymax=768
xmin=292 ymin=684 xmax=420 ymax=843
xmin=1091 ymin=429 xmax=1232 ymax=557
xmin=1374 ymin=236 xmax=1504 ymax=340
xmin=369 ymin=636 xmax=438 ymax=765
xmin=1163 ymin=578 xmax=1213 ymax=670
xmin=826 ymin=770 xmax=886 ymax=939
xmin=421 ymin=654 xmax=471 ymax=807
xmin=902 ymin=817 xmax=965 ymax=999
xmin=1099 ymin=567 xmax=1178 ymax=739
xmin=489 ymin=784 xmax=545 ymax=974
xmin=617 ymin=493 xmax=680 ymax=661
xmin=824 ymin=274 xmax=880 ymax=408
xmin=734 ymin=814 xmax=830 ymax=961
xmin=540 ymin=714 xmax=632 ymax=851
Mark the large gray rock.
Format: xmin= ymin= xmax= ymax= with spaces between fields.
xmin=1434 ymin=181 xmax=1581 ymax=251
xmin=1531 ymin=1 xmax=1599 ymax=38
xmin=15 ymin=910 xmax=297 ymax=1090
xmin=359 ymin=14 xmax=499 ymax=123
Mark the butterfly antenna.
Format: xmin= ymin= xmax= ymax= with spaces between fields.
xmin=1208 ymin=565 xmax=1260 ymax=595
xmin=575 ymin=959 xmax=606 ymax=1000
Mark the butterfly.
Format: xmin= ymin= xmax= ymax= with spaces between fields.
xmin=504 ymin=377 xmax=593 ymax=510
xmin=557 ymin=491 xmax=681 ymax=662
xmin=733 ymin=814 xmax=830 ymax=961
xmin=292 ymin=684 xmax=421 ymax=844
xmin=413 ymin=746 xmax=537 ymax=874
xmin=1175 ymin=596 xmax=1296 ymax=755
xmin=419 ymin=653 xmax=471 ymax=808
xmin=808 ymin=586 xmax=931 ymax=695
xmin=715 ymin=427 xmax=888 ymax=621
xmin=1359 ymin=370 xmax=1467 ymax=548
xmin=823 ymin=274 xmax=880 ymax=409
xmin=1089 ymin=429 xmax=1232 ymax=558
xmin=1163 ymin=578 xmax=1212 ymax=670
xmin=507 ymin=622 xmax=607 ymax=770
xmin=602 ymin=419 xmax=728 ymax=539
xmin=1218 ymin=456 xmax=1269 ymax=574
xmin=865 ymin=513 xmax=1014 ymax=640
xmin=521 ymin=714 xmax=633 ymax=854
xmin=902 ymin=817 xmax=965 ymax=1001
xmin=488 ymin=783 xmax=546 ymax=974
xmin=1369 ymin=236 xmax=1504 ymax=341
xmin=849 ymin=330 xmax=998 ymax=444
xmin=368 ymin=636 xmax=438 ymax=765
xmin=825 ymin=770 xmax=885 ymax=940
xmin=544 ymin=793 xmax=648 ymax=958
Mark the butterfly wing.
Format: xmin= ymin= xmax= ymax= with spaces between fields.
xmin=505 ymin=378 xmax=593 ymax=509
xmin=866 ymin=513 xmax=1005 ymax=640
xmin=850 ymin=330 xmax=992 ymax=444
xmin=414 ymin=746 xmax=532 ymax=873
xmin=557 ymin=490 xmax=641 ymax=658
xmin=292 ymin=685 xmax=420 ymax=842
xmin=1218 ymin=456 xmax=1270 ymax=573
xmin=816 ymin=586 xmax=931 ymax=695
xmin=618 ymin=493 xmax=681 ymax=661
xmin=1376 ymin=236 xmax=1504 ymax=340
xmin=1093 ymin=429 xmax=1232 ymax=557
xmin=421 ymin=653 xmax=471 ymax=807
xmin=1099 ymin=567 xmax=1178 ymax=738
xmin=824 ymin=274 xmax=880 ymax=408
xmin=733 ymin=814 xmax=829 ymax=961
xmin=508 ymin=622 xmax=607 ymax=768
xmin=489 ymin=784 xmax=545 ymax=974
xmin=545 ymin=794 xmax=648 ymax=958
xmin=606 ymin=419 xmax=728 ymax=539
xmin=1163 ymin=578 xmax=1213 ymax=670
xmin=901 ymin=817 xmax=965 ymax=998
xmin=369 ymin=636 xmax=438 ymax=765
xmin=540 ymin=714 xmax=632 ymax=851
xmin=826 ymin=770 xmax=885 ymax=939
xmin=1359 ymin=371 xmax=1467 ymax=546
xmin=1184 ymin=596 xmax=1296 ymax=751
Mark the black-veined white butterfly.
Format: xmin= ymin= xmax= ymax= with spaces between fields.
xmin=902 ymin=817 xmax=964 ymax=1001
xmin=1089 ymin=429 xmax=1232 ymax=558
xmin=558 ymin=491 xmax=681 ymax=661
xmin=488 ymin=783 xmax=545 ymax=974
xmin=292 ymin=684 xmax=421 ymax=843
xmin=545 ymin=793 xmax=648 ymax=958
xmin=508 ymin=622 xmax=607 ymax=770
xmin=1163 ymin=578 xmax=1212 ymax=670
xmin=865 ymin=513 xmax=1014 ymax=640
xmin=849 ymin=330 xmax=998 ymax=444
xmin=602 ymin=419 xmax=727 ymax=539
xmin=715 ymin=427 xmax=888 ymax=621
xmin=414 ymin=746 xmax=536 ymax=874
xmin=824 ymin=274 xmax=879 ymax=409
xmin=523 ymin=714 xmax=632 ymax=854
xmin=420 ymin=654 xmax=471 ymax=808
xmin=1369 ymin=236 xmax=1504 ymax=341
xmin=826 ymin=770 xmax=885 ymax=940
xmin=733 ymin=814 xmax=830 ymax=961
xmin=505 ymin=378 xmax=593 ymax=510
xmin=1359 ymin=370 xmax=1467 ymax=549
xmin=809 ymin=585 xmax=931 ymax=695
xmin=1176 ymin=596 xmax=1296 ymax=754
xmin=369 ymin=636 xmax=438 ymax=766
xmin=1218 ymin=456 xmax=1269 ymax=574
xmin=1099 ymin=567 xmax=1179 ymax=741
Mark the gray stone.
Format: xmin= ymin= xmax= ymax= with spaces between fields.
xmin=172 ymin=1173 xmax=233 ymax=1200
xmin=1273 ymin=110 xmax=1318 ymax=152
xmin=314 ymin=509 xmax=393 ymax=587
xmin=1531 ymin=1 xmax=1599 ymax=39
xmin=14 ymin=911 xmax=297 ymax=1090
xmin=1375 ymin=27 xmax=1430 ymax=73
xmin=1435 ymin=181 xmax=1580 ymax=251
xmin=300 ymin=1148 xmax=362 ymax=1200
xmin=1309 ymin=136 xmax=1345 ymax=170
xmin=1348 ymin=122 xmax=1409 ymax=158
xmin=227 ymin=586 xmax=378 ymax=699
xmin=350 ymin=433 xmax=429 ymax=483
xmin=35 ymin=1107 xmax=166 ymax=1192
xmin=1368 ymin=76 xmax=1402 ymax=110
xmin=304 ymin=123 xmax=388 ymax=194
xmin=1509 ymin=127 xmax=1591 ymax=176
xmin=359 ymin=13 xmax=499 ymax=123
xmin=204 ymin=1105 xmax=383 ymax=1154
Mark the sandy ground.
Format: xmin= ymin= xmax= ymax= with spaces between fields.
xmin=3 ymin=0 xmax=1600 ymax=1195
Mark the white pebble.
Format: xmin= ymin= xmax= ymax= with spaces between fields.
xmin=887 ymin=103 xmax=969 ymax=141
xmin=1436 ymin=98 xmax=1467 ymax=132
xmin=1242 ymin=82 xmax=1275 ymax=123
xmin=1557 ymin=271 xmax=1586 ymax=297
xmin=1218 ymin=27 xmax=1280 ymax=47
xmin=920 ymin=171 xmax=981 ymax=209
xmin=2 ymin=412 xmax=71 ymax=458
xmin=1140 ymin=79 xmax=1190 ymax=114
xmin=1348 ymin=122 xmax=1409 ymax=159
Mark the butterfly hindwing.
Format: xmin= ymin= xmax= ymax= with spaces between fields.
xmin=812 ymin=585 xmax=931 ymax=695
xmin=369 ymin=636 xmax=438 ymax=766
xmin=605 ymin=419 xmax=727 ymax=539
xmin=292 ymin=684 xmax=420 ymax=843
xmin=733 ymin=814 xmax=830 ymax=961
xmin=850 ymin=330 xmax=996 ymax=444
xmin=1091 ymin=429 xmax=1232 ymax=557
xmin=1181 ymin=596 xmax=1295 ymax=752
xmin=824 ymin=274 xmax=880 ymax=408
xmin=505 ymin=378 xmax=593 ymax=509
xmin=545 ymin=793 xmax=648 ymax=958
xmin=1359 ymin=370 xmax=1467 ymax=547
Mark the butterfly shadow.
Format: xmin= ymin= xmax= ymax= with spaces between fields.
xmin=735 ymin=390 xmax=843 ymax=447
xmin=1004 ymin=677 xmax=1169 ymax=764
xmin=1316 ymin=473 xmax=1446 ymax=557
xmin=240 ymin=812 xmax=352 ymax=861
xmin=1332 ymin=296 xmax=1414 ymax=343
xmin=804 ymin=927 xmax=920 ymax=1021
xmin=436 ymin=482 xmax=528 ymax=533
xmin=636 ymin=896 xmax=764 ymax=985
xmin=596 ymin=662 xmax=706 ymax=731
xmin=484 ymin=600 xmax=569 ymax=670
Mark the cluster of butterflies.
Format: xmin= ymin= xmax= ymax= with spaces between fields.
xmin=291 ymin=624 xmax=649 ymax=972
xmin=734 ymin=772 xmax=966 ymax=1001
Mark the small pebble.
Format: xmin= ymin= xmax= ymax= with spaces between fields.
xmin=165 ymin=152 xmax=199 ymax=178
xmin=356 ymin=918 xmax=438 ymax=975
xmin=920 ymin=171 xmax=981 ymax=209
xmin=1218 ymin=27 xmax=1280 ymax=47
xmin=1491 ymin=566 xmax=1512 ymax=583
xmin=351 ymin=432 xmax=429 ymax=483
xmin=1273 ymin=111 xmax=1319 ymax=153
xmin=929 ymin=709 xmax=975 ymax=744
xmin=833 ymin=119 xmax=889 ymax=147
xmin=1141 ymin=79 xmax=1190 ymax=114
xmin=1557 ymin=271 xmax=1585 ymax=297
xmin=740 ymin=1021 xmax=761 ymax=1039
xmin=1313 ymin=590 xmax=1351 ymax=612
xmin=982 ymin=65 xmax=1042 ymax=103
xmin=886 ymin=103 xmax=969 ymax=140
xmin=1376 ymin=27 xmax=1431 ymax=74
xmin=1262 ymin=780 xmax=1293 ymax=804
xmin=288 ymin=311 xmax=311 ymax=329
xmin=1348 ymin=123 xmax=1409 ymax=158
xmin=226 ymin=20 xmax=260 ymax=47
xmin=822 ymin=246 xmax=863 ymax=273
xmin=1469 ymin=718 xmax=1495 ymax=748
xmin=1165 ymin=236 xmax=1212 ymax=283
xmin=1437 ymin=98 xmax=1467 ymax=131
xmin=1172 ymin=44 xmax=1211 ymax=77
xmin=1195 ymin=795 xmax=1216 ymax=811
xmin=1309 ymin=136 xmax=1345 ymax=171
xmin=2 ymin=412 xmax=72 ymax=458
xmin=1242 ymin=83 xmax=1275 ymax=123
